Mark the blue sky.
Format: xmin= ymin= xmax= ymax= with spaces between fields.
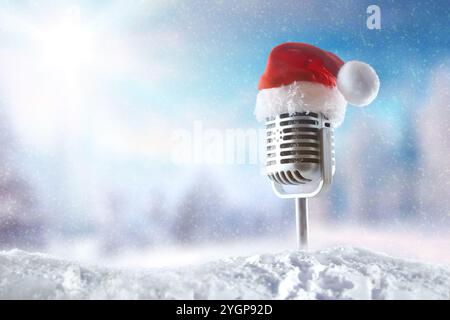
xmin=72 ymin=0 xmax=449 ymax=130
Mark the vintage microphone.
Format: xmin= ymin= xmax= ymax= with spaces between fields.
xmin=256 ymin=43 xmax=379 ymax=249
xmin=265 ymin=112 xmax=334 ymax=249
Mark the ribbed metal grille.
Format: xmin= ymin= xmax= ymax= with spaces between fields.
xmin=265 ymin=112 xmax=335 ymax=185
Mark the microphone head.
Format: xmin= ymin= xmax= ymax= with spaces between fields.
xmin=265 ymin=112 xmax=335 ymax=185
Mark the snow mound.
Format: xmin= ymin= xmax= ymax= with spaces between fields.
xmin=0 ymin=247 xmax=449 ymax=300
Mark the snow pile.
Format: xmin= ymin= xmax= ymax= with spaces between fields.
xmin=0 ymin=247 xmax=449 ymax=299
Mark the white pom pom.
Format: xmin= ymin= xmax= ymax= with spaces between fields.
xmin=337 ymin=60 xmax=380 ymax=107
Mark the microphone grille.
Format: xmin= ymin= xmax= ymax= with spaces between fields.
xmin=265 ymin=112 xmax=335 ymax=185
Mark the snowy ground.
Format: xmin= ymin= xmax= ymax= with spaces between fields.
xmin=45 ymin=224 xmax=450 ymax=270
xmin=1 ymin=246 xmax=449 ymax=299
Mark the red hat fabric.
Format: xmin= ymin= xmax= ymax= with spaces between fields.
xmin=255 ymin=42 xmax=380 ymax=126
xmin=258 ymin=42 xmax=344 ymax=90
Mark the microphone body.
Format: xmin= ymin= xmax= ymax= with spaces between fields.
xmin=265 ymin=112 xmax=335 ymax=248
xmin=256 ymin=43 xmax=379 ymax=250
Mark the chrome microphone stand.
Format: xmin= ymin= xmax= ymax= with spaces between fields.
xmin=295 ymin=198 xmax=309 ymax=249
xmin=265 ymin=112 xmax=335 ymax=250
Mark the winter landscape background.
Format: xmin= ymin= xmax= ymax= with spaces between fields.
xmin=0 ymin=0 xmax=449 ymax=278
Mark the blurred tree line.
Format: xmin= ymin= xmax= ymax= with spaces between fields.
xmin=0 ymin=107 xmax=45 ymax=250
xmin=0 ymin=68 xmax=449 ymax=251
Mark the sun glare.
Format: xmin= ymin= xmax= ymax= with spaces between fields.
xmin=2 ymin=6 xmax=163 ymax=158
xmin=37 ymin=16 xmax=94 ymax=72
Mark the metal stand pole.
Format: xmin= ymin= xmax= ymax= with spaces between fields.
xmin=295 ymin=198 xmax=308 ymax=250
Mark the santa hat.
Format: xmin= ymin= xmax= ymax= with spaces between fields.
xmin=255 ymin=42 xmax=380 ymax=126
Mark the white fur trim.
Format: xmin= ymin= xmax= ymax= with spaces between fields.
xmin=255 ymin=81 xmax=347 ymax=127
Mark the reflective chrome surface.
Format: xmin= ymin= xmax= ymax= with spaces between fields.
xmin=265 ymin=112 xmax=335 ymax=185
